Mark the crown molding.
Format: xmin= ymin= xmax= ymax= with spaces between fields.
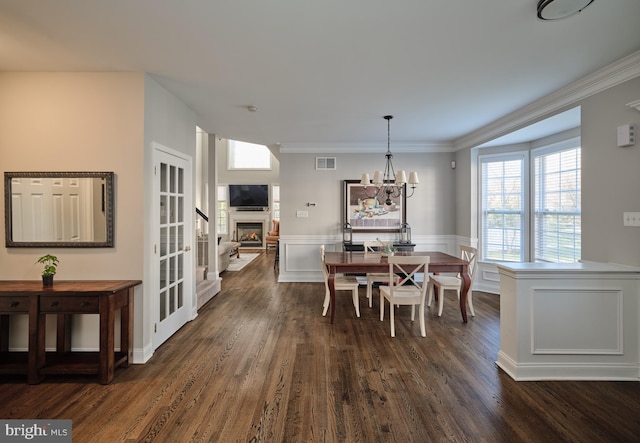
xmin=279 ymin=141 xmax=453 ymax=154
xmin=455 ymin=49 xmax=640 ymax=151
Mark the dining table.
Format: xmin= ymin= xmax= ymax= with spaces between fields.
xmin=323 ymin=250 xmax=471 ymax=324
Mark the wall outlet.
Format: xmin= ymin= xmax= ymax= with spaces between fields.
xmin=296 ymin=210 xmax=308 ymax=218
xmin=623 ymin=212 xmax=640 ymax=227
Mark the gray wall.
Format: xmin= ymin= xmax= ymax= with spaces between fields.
xmin=581 ymin=77 xmax=640 ymax=266
xmin=279 ymin=151 xmax=456 ymax=239
xmin=454 ymin=76 xmax=640 ymax=272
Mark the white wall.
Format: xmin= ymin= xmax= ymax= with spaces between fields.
xmin=142 ymin=75 xmax=197 ymax=361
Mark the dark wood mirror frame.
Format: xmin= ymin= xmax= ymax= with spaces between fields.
xmin=4 ymin=171 xmax=115 ymax=248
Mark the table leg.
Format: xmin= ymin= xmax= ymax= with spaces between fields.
xmin=56 ymin=314 xmax=72 ymax=353
xmin=31 ymin=297 xmax=46 ymax=385
xmin=27 ymin=312 xmax=47 ymax=385
xmin=328 ymin=271 xmax=336 ymax=324
xmin=460 ymin=265 xmax=470 ymax=324
xmin=121 ymin=288 xmax=134 ymax=368
xmin=0 ymin=315 xmax=8 ymax=353
xmin=99 ymin=295 xmax=115 ymax=385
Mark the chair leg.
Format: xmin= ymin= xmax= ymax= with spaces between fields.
xmin=380 ymin=294 xmax=384 ymax=321
xmin=419 ymin=301 xmax=426 ymax=337
xmin=410 ymin=305 xmax=415 ymax=321
xmin=366 ymin=280 xmax=373 ymax=308
xmin=322 ymin=290 xmax=330 ymax=316
xmin=438 ymin=287 xmax=445 ymax=317
xmin=390 ymin=303 xmax=395 ymax=337
xmin=427 ymin=281 xmax=434 ymax=308
xmin=353 ymin=288 xmax=360 ymax=317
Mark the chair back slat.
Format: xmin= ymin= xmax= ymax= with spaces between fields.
xmin=460 ymin=245 xmax=478 ymax=280
xmin=387 ymin=255 xmax=430 ymax=294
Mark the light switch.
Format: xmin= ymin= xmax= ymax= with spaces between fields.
xmin=623 ymin=212 xmax=640 ymax=227
xmin=296 ymin=210 xmax=308 ymax=218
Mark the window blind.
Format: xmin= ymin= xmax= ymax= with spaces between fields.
xmin=481 ymin=155 xmax=525 ymax=262
xmin=534 ymin=147 xmax=581 ymax=263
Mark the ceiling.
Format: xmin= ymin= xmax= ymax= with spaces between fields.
xmin=1 ymin=0 xmax=639 ymax=151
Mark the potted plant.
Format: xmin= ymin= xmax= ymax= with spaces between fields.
xmin=36 ymin=254 xmax=59 ymax=286
xmin=376 ymin=238 xmax=398 ymax=257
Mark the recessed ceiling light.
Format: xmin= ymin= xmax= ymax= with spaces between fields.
xmin=537 ymin=0 xmax=594 ymax=21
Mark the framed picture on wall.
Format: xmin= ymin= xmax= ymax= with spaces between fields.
xmin=343 ymin=180 xmax=406 ymax=232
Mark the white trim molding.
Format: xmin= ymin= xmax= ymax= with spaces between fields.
xmin=456 ymin=50 xmax=640 ymax=150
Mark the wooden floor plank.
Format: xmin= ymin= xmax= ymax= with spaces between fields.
xmin=1 ymin=250 xmax=640 ymax=442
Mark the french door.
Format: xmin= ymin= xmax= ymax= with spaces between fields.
xmin=153 ymin=148 xmax=193 ymax=349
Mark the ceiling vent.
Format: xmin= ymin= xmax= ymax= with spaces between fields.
xmin=315 ymin=157 xmax=336 ymax=170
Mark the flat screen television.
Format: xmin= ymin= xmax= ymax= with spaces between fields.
xmin=228 ymin=184 xmax=269 ymax=208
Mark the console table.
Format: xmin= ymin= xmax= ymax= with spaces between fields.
xmin=0 ymin=280 xmax=141 ymax=384
xmin=343 ymin=242 xmax=415 ymax=252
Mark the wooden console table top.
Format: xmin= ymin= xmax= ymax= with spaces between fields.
xmin=0 ymin=280 xmax=142 ymax=293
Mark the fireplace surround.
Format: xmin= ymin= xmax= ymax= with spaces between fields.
xmin=237 ymin=222 xmax=263 ymax=247
xmin=229 ymin=209 xmax=269 ymax=248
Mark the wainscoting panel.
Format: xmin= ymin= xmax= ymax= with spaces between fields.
xmin=277 ymin=235 xmax=471 ymax=283
xmin=531 ymin=288 xmax=623 ymax=355
xmin=278 ymin=236 xmax=338 ymax=282
xmin=496 ymin=262 xmax=640 ymax=380
xmin=476 ymin=262 xmax=501 ymax=294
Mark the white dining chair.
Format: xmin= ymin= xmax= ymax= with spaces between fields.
xmin=379 ymin=255 xmax=430 ymax=337
xmin=320 ymin=245 xmax=361 ymax=317
xmin=427 ymin=245 xmax=477 ymax=317
xmin=363 ymin=240 xmax=400 ymax=308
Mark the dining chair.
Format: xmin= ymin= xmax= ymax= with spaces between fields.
xmin=363 ymin=240 xmax=400 ymax=308
xmin=320 ymin=245 xmax=361 ymax=318
xmin=427 ymin=245 xmax=477 ymax=317
xmin=379 ymin=255 xmax=430 ymax=337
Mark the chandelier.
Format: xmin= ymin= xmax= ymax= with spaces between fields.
xmin=360 ymin=115 xmax=419 ymax=205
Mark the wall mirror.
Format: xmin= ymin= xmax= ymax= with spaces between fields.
xmin=4 ymin=172 xmax=115 ymax=247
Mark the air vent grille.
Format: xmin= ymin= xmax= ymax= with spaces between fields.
xmin=316 ymin=157 xmax=336 ymax=170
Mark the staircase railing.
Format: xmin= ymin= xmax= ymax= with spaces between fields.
xmin=196 ymin=208 xmax=209 ymax=268
xmin=196 ymin=207 xmax=208 ymax=222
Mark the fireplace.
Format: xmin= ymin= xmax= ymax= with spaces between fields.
xmin=236 ymin=222 xmax=263 ymax=247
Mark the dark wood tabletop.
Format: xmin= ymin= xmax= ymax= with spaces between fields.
xmin=323 ymin=251 xmax=470 ymax=324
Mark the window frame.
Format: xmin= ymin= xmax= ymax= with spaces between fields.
xmin=531 ymin=139 xmax=581 ymax=263
xmin=478 ymin=151 xmax=529 ymax=263
xmin=271 ymin=185 xmax=280 ymax=221
xmin=227 ymin=140 xmax=272 ymax=171
xmin=216 ymin=185 xmax=228 ymax=236
xmin=477 ymin=138 xmax=581 ymax=264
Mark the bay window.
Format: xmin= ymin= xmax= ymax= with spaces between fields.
xmin=479 ymin=142 xmax=581 ymax=263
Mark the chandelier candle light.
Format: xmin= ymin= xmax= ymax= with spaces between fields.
xmin=360 ymin=115 xmax=419 ymax=205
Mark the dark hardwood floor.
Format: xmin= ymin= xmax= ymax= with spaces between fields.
xmin=1 ymin=250 xmax=639 ymax=442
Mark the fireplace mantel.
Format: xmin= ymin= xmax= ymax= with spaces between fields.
xmin=229 ymin=210 xmax=270 ymax=248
